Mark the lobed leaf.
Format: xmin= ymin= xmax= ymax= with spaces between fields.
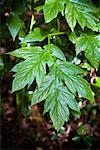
xmin=32 ymin=73 xmax=80 ymax=131
xmin=56 ymin=62 xmax=93 ymax=101
xmin=43 ymin=0 xmax=64 ymax=23
xmin=65 ymin=1 xmax=99 ymax=31
xmin=11 ymin=46 xmax=51 ymax=92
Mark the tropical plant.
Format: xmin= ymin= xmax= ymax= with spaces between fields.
xmin=3 ymin=0 xmax=100 ymax=131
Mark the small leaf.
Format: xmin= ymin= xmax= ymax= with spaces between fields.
xmin=0 ymin=56 xmax=4 ymax=71
xmin=92 ymin=77 xmax=100 ymax=88
xmin=85 ymin=47 xmax=100 ymax=69
xmin=6 ymin=15 xmax=24 ymax=41
xmin=12 ymin=60 xmax=36 ymax=92
xmin=69 ymin=32 xmax=78 ymax=44
xmin=34 ymin=5 xmax=44 ymax=12
xmin=44 ymin=44 xmax=66 ymax=61
xmin=22 ymin=28 xmax=47 ymax=43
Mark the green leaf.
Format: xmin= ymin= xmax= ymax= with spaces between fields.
xmin=22 ymin=28 xmax=47 ymax=43
xmin=8 ymin=46 xmax=45 ymax=59
xmin=32 ymin=74 xmax=80 ymax=131
xmin=44 ymin=85 xmax=80 ymax=115
xmin=12 ymin=0 xmax=26 ymax=15
xmin=48 ymin=88 xmax=70 ymax=131
xmin=65 ymin=1 xmax=98 ymax=31
xmin=31 ymin=75 xmax=54 ymax=105
xmin=6 ymin=15 xmax=24 ymax=41
xmin=10 ymin=46 xmax=50 ymax=92
xmin=34 ymin=5 xmax=44 ymax=12
xmin=77 ymin=124 xmax=85 ymax=135
xmin=9 ymin=44 xmax=67 ymax=92
xmin=44 ymin=44 xmax=66 ymax=61
xmin=55 ymin=61 xmax=93 ymax=101
xmin=95 ymin=22 xmax=100 ymax=31
xmin=0 ymin=56 xmax=4 ymax=71
xmin=56 ymin=61 xmax=84 ymax=75
xmin=75 ymin=34 xmax=100 ymax=68
xmin=92 ymin=77 xmax=100 ymax=88
xmin=65 ymin=1 xmax=77 ymax=31
xmin=43 ymin=0 xmax=64 ymax=23
xmin=85 ymin=47 xmax=100 ymax=69
xmin=69 ymin=32 xmax=78 ymax=44
xmin=12 ymin=59 xmax=46 ymax=92
xmin=65 ymin=75 xmax=94 ymax=101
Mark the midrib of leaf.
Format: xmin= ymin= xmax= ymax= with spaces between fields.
xmin=49 ymin=44 xmax=60 ymax=122
xmin=55 ymin=89 xmax=59 ymax=118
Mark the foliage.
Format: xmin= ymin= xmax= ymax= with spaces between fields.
xmin=1 ymin=0 xmax=100 ymax=131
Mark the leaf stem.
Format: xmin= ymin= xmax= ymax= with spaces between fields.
xmin=49 ymin=32 xmax=65 ymax=37
xmin=29 ymin=14 xmax=35 ymax=33
xmin=48 ymin=34 xmax=54 ymax=63
xmin=57 ymin=17 xmax=60 ymax=32
xmin=16 ymin=93 xmax=22 ymax=124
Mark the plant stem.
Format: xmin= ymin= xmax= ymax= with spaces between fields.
xmin=57 ymin=17 xmax=60 ymax=32
xmin=16 ymin=93 xmax=22 ymax=124
xmin=29 ymin=14 xmax=35 ymax=33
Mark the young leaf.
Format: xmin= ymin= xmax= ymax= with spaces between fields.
xmin=65 ymin=1 xmax=98 ymax=31
xmin=44 ymin=44 xmax=66 ymax=61
xmin=34 ymin=5 xmax=44 ymax=12
xmin=22 ymin=28 xmax=47 ymax=43
xmin=43 ymin=0 xmax=64 ymax=23
xmin=6 ymin=15 xmax=24 ymax=41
